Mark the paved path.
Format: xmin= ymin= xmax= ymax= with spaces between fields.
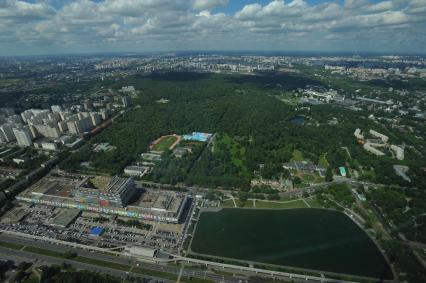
xmin=176 ymin=264 xmax=184 ymax=283
xmin=302 ymin=198 xmax=311 ymax=207
xmin=231 ymin=196 xmax=237 ymax=207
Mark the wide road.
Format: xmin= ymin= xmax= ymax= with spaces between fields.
xmin=0 ymin=233 xmax=245 ymax=283
xmin=0 ymin=246 xmax=172 ymax=283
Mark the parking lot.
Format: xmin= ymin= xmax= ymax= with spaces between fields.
xmin=0 ymin=200 xmax=197 ymax=254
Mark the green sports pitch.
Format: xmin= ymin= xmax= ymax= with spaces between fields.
xmin=151 ymin=135 xmax=179 ymax=152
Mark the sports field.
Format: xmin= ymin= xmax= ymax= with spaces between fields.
xmin=191 ymin=208 xmax=393 ymax=279
xmin=150 ymin=135 xmax=180 ymax=152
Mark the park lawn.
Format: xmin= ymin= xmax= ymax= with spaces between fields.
xmin=221 ymin=199 xmax=236 ymax=208
xmin=24 ymin=246 xmax=65 ymax=258
xmin=74 ymin=256 xmax=129 ymax=271
xmin=255 ymin=199 xmax=308 ymax=209
xmin=182 ymin=277 xmax=215 ymax=283
xmin=239 ymin=200 xmax=254 ymax=208
xmin=0 ymin=240 xmax=24 ymax=250
xmin=152 ymin=136 xmax=178 ymax=151
xmin=291 ymin=150 xmax=304 ymax=161
xmin=133 ymin=267 xmax=178 ymax=281
xmin=305 ymin=197 xmax=324 ymax=208
xmin=301 ymin=173 xmax=315 ymax=183
xmin=0 ymin=79 xmax=21 ymax=87
xmin=300 ymin=173 xmax=324 ymax=184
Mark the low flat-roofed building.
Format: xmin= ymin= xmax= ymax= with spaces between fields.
xmin=90 ymin=226 xmax=104 ymax=236
xmin=124 ymin=166 xmax=150 ymax=177
xmin=50 ymin=208 xmax=81 ymax=227
xmin=1 ymin=206 xmax=28 ymax=223
xmin=124 ymin=246 xmax=157 ymax=258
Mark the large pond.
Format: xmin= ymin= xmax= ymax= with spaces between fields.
xmin=191 ymin=208 xmax=392 ymax=279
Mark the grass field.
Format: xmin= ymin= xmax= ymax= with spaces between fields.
xmin=221 ymin=199 xmax=236 ymax=208
xmin=74 ymin=256 xmax=129 ymax=271
xmin=305 ymin=197 xmax=324 ymax=208
xmin=133 ymin=267 xmax=178 ymax=281
xmin=0 ymin=241 xmax=24 ymax=250
xmin=300 ymin=172 xmax=324 ymax=184
xmin=255 ymin=199 xmax=309 ymax=209
xmin=151 ymin=135 xmax=179 ymax=151
xmin=24 ymin=246 xmax=66 ymax=258
xmin=239 ymin=200 xmax=254 ymax=208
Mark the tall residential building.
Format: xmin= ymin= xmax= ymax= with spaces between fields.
xmin=32 ymin=124 xmax=60 ymax=138
xmin=78 ymin=116 xmax=94 ymax=132
xmin=67 ymin=116 xmax=93 ymax=135
xmin=13 ymin=127 xmax=33 ymax=147
xmin=100 ymin=109 xmax=110 ymax=120
xmin=90 ymin=113 xmax=102 ymax=126
xmin=58 ymin=121 xmax=68 ymax=133
xmin=122 ymin=96 xmax=132 ymax=108
xmin=0 ymin=124 xmax=16 ymax=143
xmin=67 ymin=121 xmax=79 ymax=135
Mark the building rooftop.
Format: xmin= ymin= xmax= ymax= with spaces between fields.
xmin=51 ymin=208 xmax=81 ymax=227
xmin=90 ymin=226 xmax=104 ymax=236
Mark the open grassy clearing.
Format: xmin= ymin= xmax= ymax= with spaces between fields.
xmin=220 ymin=199 xmax=236 ymax=208
xmin=305 ymin=197 xmax=324 ymax=208
xmin=291 ymin=150 xmax=304 ymax=161
xmin=0 ymin=240 xmax=24 ymax=250
xmin=255 ymin=199 xmax=309 ymax=209
xmin=24 ymin=246 xmax=66 ymax=258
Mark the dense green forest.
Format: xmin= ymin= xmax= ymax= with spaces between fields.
xmin=59 ymin=72 xmax=426 ymax=189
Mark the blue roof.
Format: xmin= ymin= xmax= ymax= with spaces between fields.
xmin=90 ymin=226 xmax=104 ymax=236
xmin=183 ymin=132 xmax=212 ymax=142
xmin=339 ymin=167 xmax=347 ymax=176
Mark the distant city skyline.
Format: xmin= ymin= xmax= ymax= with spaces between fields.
xmin=1 ymin=0 xmax=425 ymax=56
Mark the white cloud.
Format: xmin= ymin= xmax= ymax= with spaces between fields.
xmin=0 ymin=0 xmax=424 ymax=55
xmin=193 ymin=0 xmax=229 ymax=10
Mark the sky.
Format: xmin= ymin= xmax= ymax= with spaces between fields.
xmin=0 ymin=0 xmax=425 ymax=56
